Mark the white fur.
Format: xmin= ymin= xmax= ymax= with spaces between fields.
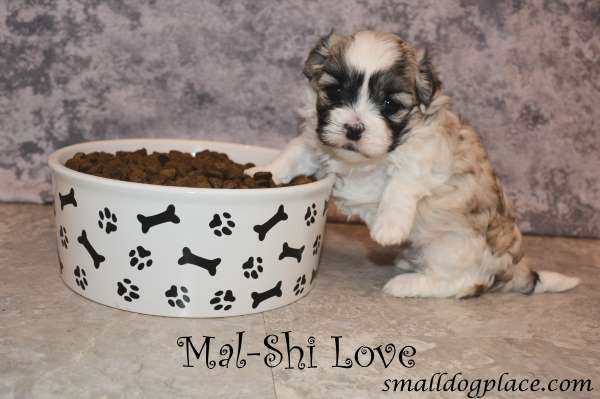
xmin=248 ymin=33 xmax=579 ymax=299
xmin=345 ymin=31 xmax=400 ymax=74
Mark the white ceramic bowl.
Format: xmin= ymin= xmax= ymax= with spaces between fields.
xmin=49 ymin=139 xmax=334 ymax=317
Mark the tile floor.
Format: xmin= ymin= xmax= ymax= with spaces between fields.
xmin=1 ymin=204 xmax=598 ymax=399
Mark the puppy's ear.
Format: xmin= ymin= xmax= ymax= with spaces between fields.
xmin=303 ymin=31 xmax=341 ymax=81
xmin=415 ymin=49 xmax=441 ymax=107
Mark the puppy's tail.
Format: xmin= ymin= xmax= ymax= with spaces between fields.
xmin=533 ymin=271 xmax=580 ymax=294
xmin=497 ymin=264 xmax=580 ymax=295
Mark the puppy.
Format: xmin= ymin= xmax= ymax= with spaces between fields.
xmin=247 ymin=31 xmax=579 ymax=298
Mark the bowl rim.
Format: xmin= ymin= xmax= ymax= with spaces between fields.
xmin=48 ymin=138 xmax=335 ymax=196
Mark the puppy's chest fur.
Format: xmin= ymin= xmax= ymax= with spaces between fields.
xmin=314 ymin=112 xmax=522 ymax=264
xmin=324 ymin=157 xmax=389 ymax=224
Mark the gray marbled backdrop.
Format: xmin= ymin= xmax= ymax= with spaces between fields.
xmin=0 ymin=0 xmax=598 ymax=237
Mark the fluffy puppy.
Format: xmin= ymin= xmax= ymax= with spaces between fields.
xmin=247 ymin=31 xmax=579 ymax=298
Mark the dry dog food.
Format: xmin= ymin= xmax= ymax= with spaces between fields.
xmin=64 ymin=149 xmax=315 ymax=189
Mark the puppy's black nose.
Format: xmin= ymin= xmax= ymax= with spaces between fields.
xmin=344 ymin=124 xmax=364 ymax=141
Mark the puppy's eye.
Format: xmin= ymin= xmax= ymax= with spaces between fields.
xmin=382 ymin=97 xmax=401 ymax=115
xmin=325 ymin=85 xmax=344 ymax=102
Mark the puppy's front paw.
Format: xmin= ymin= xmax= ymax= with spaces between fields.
xmin=244 ymin=165 xmax=284 ymax=185
xmin=369 ymin=214 xmax=411 ymax=246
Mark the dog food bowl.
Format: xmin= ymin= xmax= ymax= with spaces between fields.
xmin=49 ymin=139 xmax=334 ymax=317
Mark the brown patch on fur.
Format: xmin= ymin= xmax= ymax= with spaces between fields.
xmin=303 ymin=32 xmax=350 ymax=86
xmin=486 ymin=214 xmax=516 ymax=254
xmin=448 ymin=121 xmax=524 ymax=267
xmin=459 ymin=283 xmax=489 ymax=299
xmin=485 ymin=179 xmax=522 ymax=265
xmin=490 ymin=270 xmax=513 ymax=291
xmin=509 ymin=238 xmax=525 ymax=264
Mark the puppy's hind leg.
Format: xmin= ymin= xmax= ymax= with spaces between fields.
xmin=383 ymin=273 xmax=445 ymax=298
xmin=383 ymin=272 xmax=491 ymax=298
xmin=384 ymin=233 xmax=493 ymax=298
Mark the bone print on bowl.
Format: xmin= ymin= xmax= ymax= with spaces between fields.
xmin=49 ymin=139 xmax=334 ymax=317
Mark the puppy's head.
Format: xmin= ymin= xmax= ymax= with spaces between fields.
xmin=304 ymin=31 xmax=441 ymax=160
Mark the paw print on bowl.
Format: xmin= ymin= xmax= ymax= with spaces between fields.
xmin=242 ymin=256 xmax=263 ymax=279
xmin=293 ymin=274 xmax=307 ymax=296
xmin=165 ymin=285 xmax=190 ymax=308
xmin=304 ymin=203 xmax=317 ymax=226
xmin=209 ymin=212 xmax=235 ymax=237
xmin=312 ymin=234 xmax=321 ymax=255
xmin=98 ymin=207 xmax=117 ymax=234
xmin=117 ymin=278 xmax=140 ymax=302
xmin=74 ymin=266 xmax=88 ymax=290
xmin=59 ymin=225 xmax=69 ymax=249
xmin=129 ymin=246 xmax=153 ymax=270
xmin=210 ymin=289 xmax=236 ymax=311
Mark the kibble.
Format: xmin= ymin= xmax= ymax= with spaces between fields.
xmin=64 ymin=148 xmax=316 ymax=189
